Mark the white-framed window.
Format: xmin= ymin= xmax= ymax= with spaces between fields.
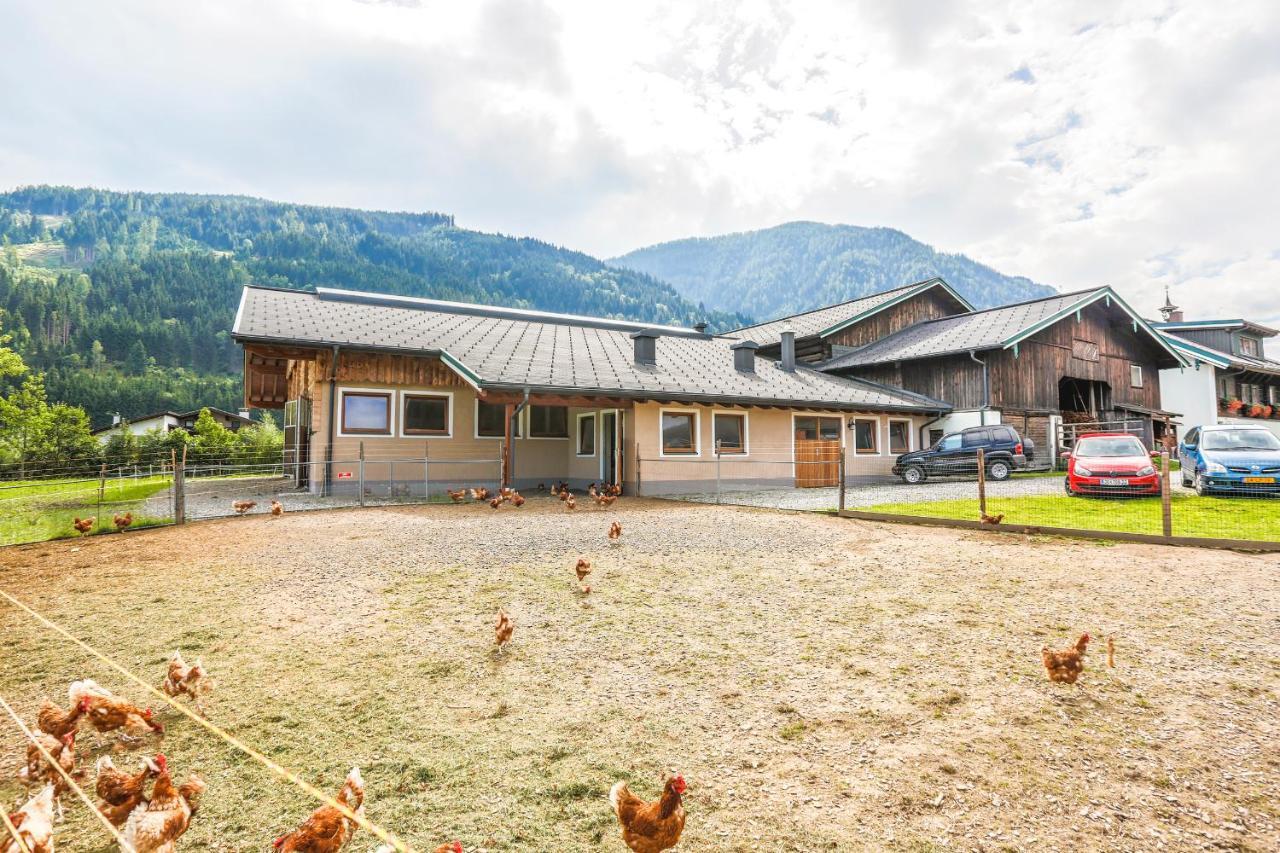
xmin=851 ymin=416 xmax=880 ymax=455
xmin=1240 ymin=336 xmax=1261 ymax=357
xmin=659 ymin=408 xmax=699 ymax=456
xmin=576 ymin=412 xmax=597 ymax=456
xmin=337 ymin=388 xmax=394 ymax=437
xmin=1130 ymin=364 xmax=1143 ymax=388
xmin=400 ymin=391 xmax=452 ymax=437
xmin=474 ymin=399 xmax=521 ymax=439
xmin=527 ymin=405 xmax=569 ymax=439
xmin=712 ymin=411 xmax=748 ymax=455
xmin=887 ymin=418 xmax=911 ymax=454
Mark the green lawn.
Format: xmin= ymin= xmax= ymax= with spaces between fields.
xmin=861 ymin=490 xmax=1279 ymax=542
xmin=0 ymin=475 xmax=173 ymax=545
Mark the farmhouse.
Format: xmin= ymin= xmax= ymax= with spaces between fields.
xmin=818 ymin=287 xmax=1188 ymax=462
xmin=1154 ymin=295 xmax=1280 ymax=440
xmin=230 ymin=285 xmax=952 ymax=495
xmin=93 ymin=407 xmax=254 ymax=443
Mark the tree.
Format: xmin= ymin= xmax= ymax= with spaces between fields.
xmin=0 ymin=373 xmax=51 ymax=473
xmin=124 ymin=340 xmax=149 ymax=374
xmin=38 ymin=403 xmax=97 ymax=466
xmin=190 ymin=407 xmax=236 ymax=463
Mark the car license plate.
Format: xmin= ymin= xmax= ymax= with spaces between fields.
xmin=1242 ymin=476 xmax=1275 ymax=484
xmin=1099 ymin=478 xmax=1129 ymax=486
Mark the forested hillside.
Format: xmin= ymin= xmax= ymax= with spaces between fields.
xmin=0 ymin=186 xmax=746 ymax=426
xmin=610 ymin=221 xmax=1056 ymax=320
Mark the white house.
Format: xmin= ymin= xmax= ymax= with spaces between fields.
xmin=93 ymin=407 xmax=254 ymax=443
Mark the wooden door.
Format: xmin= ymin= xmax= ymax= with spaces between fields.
xmin=794 ymin=416 xmax=842 ymax=487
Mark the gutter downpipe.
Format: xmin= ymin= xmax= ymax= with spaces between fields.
xmin=323 ymin=344 xmax=340 ymax=497
xmin=507 ymin=388 xmax=531 ymax=487
xmin=969 ymin=350 xmax=990 ymax=426
xmin=918 ymin=409 xmax=949 ymax=450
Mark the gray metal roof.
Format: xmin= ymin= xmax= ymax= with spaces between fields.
xmin=820 ymin=288 xmax=1114 ymax=369
xmin=727 ymin=278 xmax=971 ymax=346
xmin=1160 ymin=332 xmax=1280 ymax=377
xmin=233 ymin=286 xmax=950 ymax=412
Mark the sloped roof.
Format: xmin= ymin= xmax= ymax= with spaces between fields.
xmin=1154 ymin=319 xmax=1278 ymax=338
xmin=1159 ymin=331 xmax=1280 ymax=377
xmin=821 ymin=287 xmax=1188 ymax=370
xmin=727 ymin=278 xmax=973 ymax=346
xmin=232 ymin=286 xmax=950 ymax=412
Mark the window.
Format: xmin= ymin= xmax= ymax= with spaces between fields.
xmin=713 ymin=413 xmax=746 ymax=453
xmin=528 ymin=405 xmax=568 ymax=438
xmin=340 ymin=391 xmax=391 ymax=435
xmin=476 ymin=401 xmax=513 ymax=438
xmin=402 ymin=393 xmax=449 ymax=435
xmin=1241 ymin=337 xmax=1261 ymax=357
xmin=577 ymin=413 xmax=596 ymax=456
xmin=794 ymin=416 xmax=841 ymax=441
xmin=1130 ymin=364 xmax=1143 ymax=388
xmin=962 ymin=429 xmax=990 ymax=447
xmin=661 ymin=411 xmax=697 ymax=454
xmin=928 ymin=428 xmax=945 ymax=447
xmin=853 ymin=418 xmax=878 ymax=454
xmin=939 ymin=434 xmax=962 ymax=451
xmin=888 ymin=420 xmax=910 ymax=454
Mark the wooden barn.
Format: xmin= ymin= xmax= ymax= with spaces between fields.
xmin=819 ymin=287 xmax=1189 ymax=462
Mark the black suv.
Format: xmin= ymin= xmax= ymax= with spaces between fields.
xmin=892 ymin=424 xmax=1031 ymax=484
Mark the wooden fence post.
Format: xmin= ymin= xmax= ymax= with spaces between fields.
xmin=358 ymin=441 xmax=366 ymax=506
xmin=174 ymin=447 xmax=187 ymax=525
xmin=838 ymin=445 xmax=847 ymax=512
xmin=977 ymin=447 xmax=987 ymax=516
xmin=423 ymin=441 xmax=430 ymax=502
xmin=1161 ymin=449 xmax=1173 ymax=538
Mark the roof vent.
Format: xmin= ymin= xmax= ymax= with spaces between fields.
xmin=780 ymin=321 xmax=797 ymax=372
xmin=694 ymin=322 xmax=708 ymax=334
xmin=732 ymin=340 xmax=759 ymax=372
xmin=630 ymin=329 xmax=658 ymax=365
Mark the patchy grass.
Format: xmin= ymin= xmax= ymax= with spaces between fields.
xmin=0 ymin=500 xmax=1277 ymax=850
xmin=0 ymin=475 xmax=173 ymax=545
xmin=861 ymin=490 xmax=1280 ymax=541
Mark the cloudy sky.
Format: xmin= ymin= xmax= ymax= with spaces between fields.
xmin=2 ymin=0 xmax=1278 ymax=329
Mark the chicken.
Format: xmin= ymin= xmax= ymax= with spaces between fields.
xmin=1042 ymin=633 xmax=1091 ymax=684
xmin=162 ymin=651 xmax=212 ymax=715
xmin=979 ymin=512 xmax=1004 ymax=525
xmin=470 ymin=487 xmax=490 ymax=502
xmin=113 ymin=512 xmax=133 ymax=533
xmin=511 ymin=493 xmax=525 ymax=508
xmin=1107 ymin=636 xmax=1116 ymax=669
xmin=609 ymin=775 xmax=687 ymax=853
xmin=232 ymin=500 xmax=257 ymax=515
xmin=272 ymin=767 xmax=364 ymax=853
xmin=271 ymin=500 xmax=285 ymax=516
xmin=597 ymin=494 xmax=618 ymax=508
xmin=565 ymin=495 xmax=577 ymax=510
xmin=19 ymin=731 xmax=80 ymax=811
xmin=1 ymin=785 xmax=55 ymax=853
xmin=73 ymin=516 xmax=95 ymax=536
xmin=575 ymin=558 xmax=592 ymax=583
xmin=605 ymin=483 xmax=623 ymax=497
xmin=488 ymin=497 xmax=502 ymax=509
xmin=120 ymin=762 xmax=205 ymax=853
xmin=69 ymin=679 xmax=164 ymax=741
xmin=588 ymin=483 xmax=599 ymax=498
xmin=494 ymin=610 xmax=514 ymax=652
xmin=96 ymin=754 xmax=162 ymax=827
xmin=608 ymin=521 xmax=622 ymax=541
xmin=447 ymin=489 xmax=467 ymax=504
xmin=36 ymin=696 xmax=86 ymax=739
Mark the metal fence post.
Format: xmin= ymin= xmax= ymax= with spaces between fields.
xmin=358 ymin=442 xmax=366 ymax=506
xmin=977 ymin=447 xmax=987 ymax=516
xmin=635 ymin=454 xmax=643 ymax=497
xmin=838 ymin=445 xmax=847 ymax=512
xmin=389 ymin=459 xmax=396 ymax=499
xmin=715 ymin=439 xmax=722 ymax=505
xmin=423 ymin=441 xmax=430 ymax=502
xmin=1161 ymin=449 xmax=1173 ymax=538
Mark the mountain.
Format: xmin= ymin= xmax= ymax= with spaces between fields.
xmin=0 ymin=186 xmax=750 ymax=425
xmin=609 ymin=221 xmax=1056 ymax=320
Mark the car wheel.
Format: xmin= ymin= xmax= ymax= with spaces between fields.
xmin=1181 ymin=469 xmax=1192 ymax=488
xmin=901 ymin=464 xmax=926 ymax=485
xmin=1194 ymin=474 xmax=1209 ymax=497
xmin=1064 ymin=478 xmax=1076 ymax=496
xmin=987 ymin=460 xmax=1011 ymax=481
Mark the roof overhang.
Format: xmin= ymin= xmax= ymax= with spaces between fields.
xmin=1002 ymin=287 xmax=1190 ymax=367
xmin=1158 ymin=333 xmax=1232 ymax=369
xmin=816 ymin=277 xmax=974 ymax=339
xmin=1154 ymin=319 xmax=1278 ymax=337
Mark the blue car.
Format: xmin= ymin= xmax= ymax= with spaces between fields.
xmin=1178 ymin=424 xmax=1280 ymax=496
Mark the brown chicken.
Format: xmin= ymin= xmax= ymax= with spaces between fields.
xmin=608 ymin=521 xmax=622 ymax=541
xmin=18 ymin=730 xmax=80 ymax=819
xmin=605 ymin=483 xmax=622 ymax=497
xmin=979 ymin=512 xmax=1005 ymax=525
xmin=273 ymin=766 xmax=364 ymax=853
xmin=96 ymin=754 xmax=162 ymax=827
xmin=232 ymin=499 xmax=257 ymax=515
xmin=494 ymin=610 xmax=514 ymax=652
xmin=70 ymin=679 xmax=164 ymax=741
xmin=575 ymin=558 xmax=592 ymax=583
xmin=597 ymin=494 xmax=618 ymax=508
xmin=162 ymin=650 xmax=213 ymax=715
xmin=470 ymin=487 xmax=490 ymax=502
xmin=1042 ymin=633 xmax=1091 ymax=684
xmin=610 ymin=775 xmax=687 ymax=853
xmin=120 ymin=761 xmax=205 ymax=853
xmin=447 ymin=489 xmax=467 ymax=503
xmin=565 ymin=495 xmax=577 ymax=510
xmin=113 ymin=512 xmax=133 ymax=533
xmin=36 ymin=696 xmax=86 ymax=739
xmin=271 ymin=500 xmax=285 ymax=516
xmin=73 ymin=516 xmax=95 ymax=536
xmin=511 ymin=493 xmax=525 ymax=508
xmin=1 ymin=784 xmax=55 ymax=853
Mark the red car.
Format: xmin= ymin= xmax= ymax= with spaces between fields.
xmin=1065 ymin=433 xmax=1161 ymax=497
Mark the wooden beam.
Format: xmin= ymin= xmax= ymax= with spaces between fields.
xmin=502 ymin=403 xmax=514 ymax=488
xmin=245 ymin=343 xmax=321 ymax=361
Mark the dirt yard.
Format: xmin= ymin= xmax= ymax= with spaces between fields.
xmin=1 ymin=499 xmax=1277 ymax=852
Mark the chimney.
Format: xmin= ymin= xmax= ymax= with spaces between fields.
xmin=630 ymin=329 xmax=658 ymax=365
xmin=1168 ymin=309 xmax=1184 ymax=323
xmin=731 ymin=340 xmax=758 ymax=372
xmin=111 ymin=413 xmax=121 ymax=426
xmin=239 ymin=409 xmax=251 ymax=419
xmin=779 ymin=322 xmax=796 ymax=372
xmin=694 ymin=322 xmax=708 ymax=334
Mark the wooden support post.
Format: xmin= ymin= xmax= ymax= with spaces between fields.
xmin=977 ymin=447 xmax=987 ymax=516
xmin=635 ymin=452 xmax=642 ymax=497
xmin=423 ymin=441 xmax=429 ymax=502
xmin=715 ymin=439 xmax=722 ymax=505
xmin=174 ymin=446 xmax=187 ymax=525
xmin=502 ymin=403 xmax=515 ymax=488
xmin=838 ymin=445 xmax=847 ymax=512
xmin=1161 ymin=449 xmax=1173 ymax=538
xmin=358 ymin=441 xmax=366 ymax=506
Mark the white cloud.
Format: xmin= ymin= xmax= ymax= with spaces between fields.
xmin=1 ymin=0 xmax=1277 ymax=334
